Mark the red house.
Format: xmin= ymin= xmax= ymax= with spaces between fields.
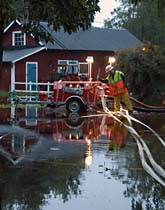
xmin=1 ymin=20 xmax=142 ymax=91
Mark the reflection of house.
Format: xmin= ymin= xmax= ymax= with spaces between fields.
xmin=0 ymin=111 xmax=129 ymax=165
xmin=2 ymin=20 xmax=142 ymax=90
xmin=0 ymin=125 xmax=39 ymax=163
xmin=0 ymin=112 xmax=100 ymax=165
xmin=0 ymin=124 xmax=87 ymax=165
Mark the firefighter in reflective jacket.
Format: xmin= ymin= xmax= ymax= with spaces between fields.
xmin=99 ymin=65 xmax=133 ymax=114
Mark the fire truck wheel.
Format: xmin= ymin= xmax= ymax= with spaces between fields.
xmin=66 ymin=98 xmax=85 ymax=113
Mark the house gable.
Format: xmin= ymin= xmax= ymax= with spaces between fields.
xmin=3 ymin=20 xmax=40 ymax=48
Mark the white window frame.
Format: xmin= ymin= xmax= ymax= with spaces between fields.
xmin=58 ymin=60 xmax=79 ymax=65
xmin=57 ymin=60 xmax=79 ymax=74
xmin=12 ymin=31 xmax=26 ymax=46
xmin=57 ymin=60 xmax=88 ymax=76
xmin=78 ymin=62 xmax=88 ymax=76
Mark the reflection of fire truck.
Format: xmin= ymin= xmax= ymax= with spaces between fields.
xmin=33 ymin=113 xmax=113 ymax=142
xmin=52 ymin=113 xmax=100 ymax=142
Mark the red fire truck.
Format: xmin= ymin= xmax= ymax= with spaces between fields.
xmin=50 ymin=80 xmax=102 ymax=112
xmin=47 ymin=60 xmax=109 ymax=113
xmin=48 ymin=60 xmax=96 ymax=112
xmin=13 ymin=79 xmax=111 ymax=113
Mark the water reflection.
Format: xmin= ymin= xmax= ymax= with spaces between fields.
xmin=0 ymin=105 xmax=164 ymax=210
xmin=0 ymin=158 xmax=84 ymax=208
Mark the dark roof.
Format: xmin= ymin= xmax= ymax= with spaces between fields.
xmin=41 ymin=22 xmax=142 ymax=51
xmin=3 ymin=47 xmax=45 ymax=62
xmin=3 ymin=21 xmax=142 ymax=63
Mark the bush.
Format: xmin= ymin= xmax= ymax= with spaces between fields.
xmin=115 ymin=44 xmax=165 ymax=101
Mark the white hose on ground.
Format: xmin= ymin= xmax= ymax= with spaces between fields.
xmin=119 ymin=111 xmax=165 ymax=178
xmin=97 ymin=85 xmax=165 ymax=187
xmin=104 ymin=107 xmax=165 ymax=187
xmin=135 ymin=135 xmax=165 ymax=187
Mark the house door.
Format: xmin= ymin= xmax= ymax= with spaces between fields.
xmin=26 ymin=62 xmax=38 ymax=91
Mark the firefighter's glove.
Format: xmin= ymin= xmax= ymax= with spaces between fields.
xmin=99 ymin=78 xmax=108 ymax=83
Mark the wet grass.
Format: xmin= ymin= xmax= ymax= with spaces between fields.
xmin=0 ymin=104 xmax=47 ymax=109
xmin=0 ymin=91 xmax=9 ymax=97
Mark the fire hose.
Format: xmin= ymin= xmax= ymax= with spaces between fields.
xmin=129 ymin=96 xmax=165 ymax=112
xmin=105 ymin=95 xmax=165 ymax=112
xmin=97 ymin=86 xmax=165 ymax=187
xmin=94 ymin=82 xmax=165 ymax=112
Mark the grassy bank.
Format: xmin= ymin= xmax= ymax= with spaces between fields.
xmin=0 ymin=91 xmax=9 ymax=97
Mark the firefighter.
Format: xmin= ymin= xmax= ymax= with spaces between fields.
xmin=99 ymin=65 xmax=133 ymax=114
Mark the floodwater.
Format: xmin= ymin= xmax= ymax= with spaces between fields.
xmin=0 ymin=105 xmax=164 ymax=210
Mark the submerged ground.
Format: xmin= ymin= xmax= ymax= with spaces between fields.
xmin=0 ymin=105 xmax=164 ymax=210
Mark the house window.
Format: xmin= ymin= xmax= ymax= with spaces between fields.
xmin=12 ymin=31 xmax=26 ymax=46
xmin=79 ymin=62 xmax=88 ymax=76
xmin=57 ymin=60 xmax=79 ymax=74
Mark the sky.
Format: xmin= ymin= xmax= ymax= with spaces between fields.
xmin=92 ymin=0 xmax=120 ymax=27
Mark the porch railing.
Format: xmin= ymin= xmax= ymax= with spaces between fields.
xmin=10 ymin=81 xmax=54 ymax=102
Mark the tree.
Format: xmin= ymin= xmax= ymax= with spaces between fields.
xmin=105 ymin=1 xmax=165 ymax=47
xmin=0 ymin=0 xmax=100 ymax=76
xmin=115 ymin=44 xmax=165 ymax=100
xmin=104 ymin=0 xmax=165 ymax=101
xmin=130 ymin=0 xmax=165 ymax=19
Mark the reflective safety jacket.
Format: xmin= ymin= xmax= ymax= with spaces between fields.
xmin=106 ymin=70 xmax=128 ymax=96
